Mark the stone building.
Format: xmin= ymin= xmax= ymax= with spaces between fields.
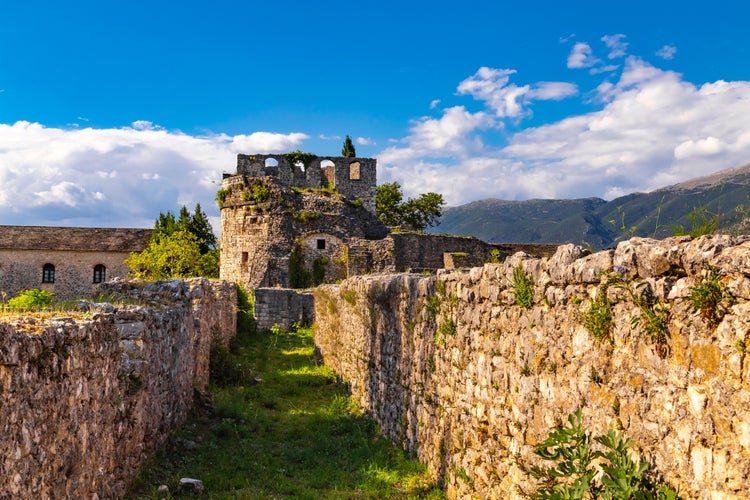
xmin=219 ymin=153 xmax=557 ymax=291
xmin=0 ymin=226 xmax=152 ymax=301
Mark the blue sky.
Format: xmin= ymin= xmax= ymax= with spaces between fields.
xmin=1 ymin=0 xmax=749 ymax=229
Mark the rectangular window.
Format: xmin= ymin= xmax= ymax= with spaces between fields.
xmin=241 ymin=251 xmax=249 ymax=266
xmin=317 ymin=239 xmax=326 ymax=250
xmin=349 ymin=162 xmax=361 ymax=180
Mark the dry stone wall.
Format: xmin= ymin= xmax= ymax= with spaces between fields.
xmin=0 ymin=278 xmax=236 ymax=498
xmin=313 ymin=235 xmax=750 ymax=499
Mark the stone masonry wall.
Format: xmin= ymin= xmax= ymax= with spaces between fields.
xmin=0 ymin=278 xmax=237 ymax=498
xmin=313 ymin=235 xmax=750 ymax=499
xmin=254 ymin=287 xmax=314 ymax=331
xmin=0 ymin=248 xmax=134 ymax=301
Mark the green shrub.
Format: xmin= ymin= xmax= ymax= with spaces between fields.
xmin=7 ymin=288 xmax=55 ymax=309
xmin=312 ymin=256 xmax=328 ymax=286
xmin=513 ymin=264 xmax=534 ymax=309
xmin=688 ymin=265 xmax=733 ymax=329
xmin=215 ymin=188 xmax=231 ymax=207
xmin=252 ymin=183 xmax=270 ymax=203
xmin=294 ymin=210 xmax=320 ymax=223
xmin=527 ymin=409 xmax=681 ymax=499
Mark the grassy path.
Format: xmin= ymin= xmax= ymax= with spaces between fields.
xmin=127 ymin=326 xmax=443 ymax=499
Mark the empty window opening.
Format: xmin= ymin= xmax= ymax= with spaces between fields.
xmin=93 ymin=264 xmax=107 ymax=284
xmin=42 ymin=263 xmax=55 ymax=283
xmin=349 ymin=161 xmax=361 ymax=180
xmin=321 ymin=160 xmax=336 ymax=189
xmin=317 ymin=239 xmax=326 ymax=250
xmin=241 ymin=251 xmax=249 ymax=266
xmin=265 ymin=158 xmax=279 ymax=167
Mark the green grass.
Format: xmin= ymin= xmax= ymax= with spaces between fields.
xmin=127 ymin=326 xmax=443 ymax=499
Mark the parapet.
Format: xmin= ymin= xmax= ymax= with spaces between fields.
xmin=230 ymin=153 xmax=377 ymax=214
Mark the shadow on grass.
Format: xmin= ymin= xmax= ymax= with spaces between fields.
xmin=127 ymin=327 xmax=443 ymax=499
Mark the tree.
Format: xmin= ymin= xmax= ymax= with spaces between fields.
xmin=153 ymin=203 xmax=217 ymax=253
xmin=376 ymin=182 xmax=445 ymax=232
xmin=126 ymin=205 xmax=220 ymax=279
xmin=342 ymin=135 xmax=356 ymax=157
xmin=126 ymin=230 xmax=219 ymax=280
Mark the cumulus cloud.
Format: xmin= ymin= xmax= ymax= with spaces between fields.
xmin=377 ymin=56 xmax=750 ymax=205
xmin=230 ymin=131 xmax=308 ymax=152
xmin=656 ymin=45 xmax=677 ymax=60
xmin=0 ymin=122 xmax=308 ymax=228
xmin=601 ymin=34 xmax=628 ymax=59
xmin=457 ymin=67 xmax=577 ymax=119
xmin=356 ymin=137 xmax=373 ymax=146
xmin=567 ymin=42 xmax=600 ymax=69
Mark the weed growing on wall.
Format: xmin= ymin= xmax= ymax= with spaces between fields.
xmin=605 ymin=268 xmax=670 ymax=358
xmin=582 ymin=289 xmax=613 ymax=344
xmin=524 ymin=409 xmax=681 ymax=499
xmin=513 ymin=264 xmax=534 ymax=309
xmin=688 ymin=265 xmax=734 ymax=329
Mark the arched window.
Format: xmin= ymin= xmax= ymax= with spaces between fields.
xmin=265 ymin=158 xmax=279 ymax=167
xmin=93 ymin=264 xmax=107 ymax=284
xmin=42 ymin=263 xmax=55 ymax=283
xmin=321 ymin=160 xmax=335 ymax=189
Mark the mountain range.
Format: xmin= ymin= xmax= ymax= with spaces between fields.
xmin=433 ymin=163 xmax=750 ymax=249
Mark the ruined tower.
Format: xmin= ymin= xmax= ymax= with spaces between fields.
xmin=219 ymin=153 xmax=388 ymax=289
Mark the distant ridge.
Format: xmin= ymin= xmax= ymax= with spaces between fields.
xmin=434 ymin=162 xmax=750 ymax=248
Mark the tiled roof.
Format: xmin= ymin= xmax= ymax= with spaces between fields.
xmin=0 ymin=226 xmax=153 ymax=252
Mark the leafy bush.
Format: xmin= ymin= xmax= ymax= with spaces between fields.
xmin=513 ymin=264 xmax=534 ymax=309
xmin=7 ymin=288 xmax=55 ymax=309
xmin=215 ymin=187 xmax=231 ymax=207
xmin=527 ymin=409 xmax=680 ymax=499
xmin=688 ymin=265 xmax=734 ymax=329
xmin=252 ymin=183 xmax=270 ymax=203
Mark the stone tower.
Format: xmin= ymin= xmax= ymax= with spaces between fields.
xmin=219 ymin=153 xmax=388 ymax=289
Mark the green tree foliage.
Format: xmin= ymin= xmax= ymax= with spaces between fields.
xmin=126 ymin=230 xmax=219 ymax=279
xmin=342 ymin=135 xmax=356 ymax=157
xmin=127 ymin=204 xmax=219 ymax=279
xmin=154 ymin=203 xmax=217 ymax=253
xmin=375 ymin=182 xmax=445 ymax=232
xmin=7 ymin=288 xmax=55 ymax=309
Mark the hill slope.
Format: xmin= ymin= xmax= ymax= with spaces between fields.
xmin=434 ymin=163 xmax=750 ymax=248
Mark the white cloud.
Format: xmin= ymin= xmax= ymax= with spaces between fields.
xmin=377 ymin=57 xmax=750 ymax=205
xmin=601 ymin=34 xmax=628 ymax=59
xmin=567 ymin=42 xmax=600 ymax=69
xmin=0 ymin=122 xmax=309 ymax=228
xmin=230 ymin=131 xmax=308 ymax=152
xmin=131 ymin=120 xmax=162 ymax=131
xmin=457 ymin=67 xmax=577 ymax=119
xmin=656 ymin=45 xmax=677 ymax=60
xmin=356 ymin=137 xmax=373 ymax=146
xmin=429 ymin=99 xmax=441 ymax=109
xmin=378 ymin=106 xmax=494 ymax=168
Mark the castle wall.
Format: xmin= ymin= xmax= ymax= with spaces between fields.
xmin=254 ymin=287 xmax=314 ymax=331
xmin=312 ymin=235 xmax=750 ymax=499
xmin=219 ymin=172 xmax=388 ymax=289
xmin=233 ymin=154 xmax=377 ymax=214
xmin=0 ymin=249 xmax=134 ymax=301
xmin=0 ymin=278 xmax=237 ymax=498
